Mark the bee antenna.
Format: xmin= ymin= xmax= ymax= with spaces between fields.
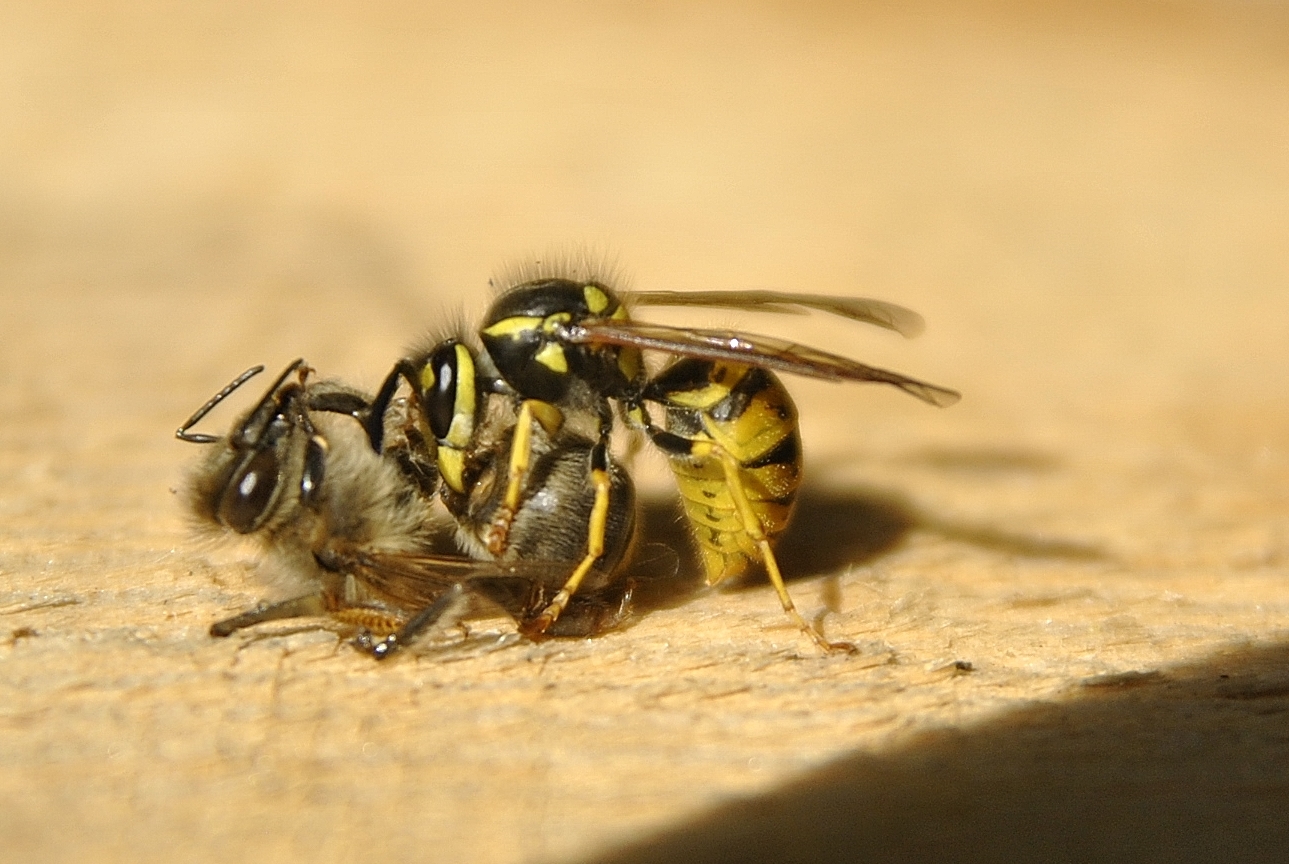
xmin=174 ymin=364 xmax=268 ymax=443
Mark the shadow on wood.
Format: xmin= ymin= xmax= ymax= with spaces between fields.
xmin=619 ymin=486 xmax=917 ymax=616
xmin=622 ymin=481 xmax=1106 ymax=619
xmin=583 ymin=640 xmax=1289 ymax=864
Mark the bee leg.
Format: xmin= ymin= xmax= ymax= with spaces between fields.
xmin=361 ymin=583 xmax=472 ymax=660
xmin=519 ymin=441 xmax=614 ymax=638
xmin=328 ymin=606 xmax=406 ymax=635
xmin=486 ymin=399 xmax=565 ymax=555
xmin=305 ymin=389 xmax=374 ymax=428
xmin=697 ymin=441 xmax=857 ymax=655
xmin=209 ymin=592 xmax=329 ymax=637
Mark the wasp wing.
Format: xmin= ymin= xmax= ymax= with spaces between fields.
xmin=562 ymin=320 xmax=960 ymax=407
xmin=628 ymin=291 xmax=926 ymax=338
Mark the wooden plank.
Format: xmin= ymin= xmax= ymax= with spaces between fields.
xmin=1 ymin=2 xmax=1287 ymax=862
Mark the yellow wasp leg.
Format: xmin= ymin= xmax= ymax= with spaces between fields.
xmin=521 ymin=457 xmax=613 ymax=638
xmin=487 ymin=399 xmax=564 ymax=556
xmin=697 ymin=441 xmax=857 ymax=654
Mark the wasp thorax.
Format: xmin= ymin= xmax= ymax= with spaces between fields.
xmin=485 ymin=278 xmax=610 ymax=322
xmin=480 ymin=278 xmax=642 ymax=405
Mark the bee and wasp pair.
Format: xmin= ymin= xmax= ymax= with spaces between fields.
xmin=178 ymin=271 xmax=960 ymax=658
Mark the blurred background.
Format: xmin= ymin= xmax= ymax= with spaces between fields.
xmin=2 ymin=2 xmax=1287 ymax=862
xmin=7 ymin=0 xmax=1285 ymax=411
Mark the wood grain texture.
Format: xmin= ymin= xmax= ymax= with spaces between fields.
xmin=2 ymin=2 xmax=1288 ymax=862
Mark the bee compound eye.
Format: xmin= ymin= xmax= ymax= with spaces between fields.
xmin=219 ymin=446 xmax=282 ymax=534
xmin=299 ymin=436 xmax=327 ymax=507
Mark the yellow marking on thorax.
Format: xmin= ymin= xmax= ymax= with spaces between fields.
xmin=528 ymin=400 xmax=565 ymax=434
xmin=617 ymin=347 xmax=642 ymax=384
xmin=540 ymin=312 xmax=571 ymax=331
xmin=482 ymin=315 xmax=543 ymax=338
xmin=534 ymin=342 xmax=568 ymax=373
xmin=582 ymin=284 xmax=611 ymax=314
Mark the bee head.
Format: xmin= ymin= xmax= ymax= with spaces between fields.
xmin=180 ymin=360 xmax=327 ymax=536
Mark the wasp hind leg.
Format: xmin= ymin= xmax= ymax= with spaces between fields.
xmin=709 ymin=442 xmax=855 ymax=653
xmin=658 ymin=430 xmax=857 ymax=655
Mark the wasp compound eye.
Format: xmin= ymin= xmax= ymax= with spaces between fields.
xmin=424 ymin=342 xmax=462 ymax=441
xmin=218 ymin=446 xmax=283 ymax=534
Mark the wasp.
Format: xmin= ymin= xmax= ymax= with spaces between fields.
xmin=362 ymin=336 xmax=638 ymax=641
xmin=176 ymin=359 xmax=636 ymax=658
xmin=364 ymin=272 xmax=960 ymax=652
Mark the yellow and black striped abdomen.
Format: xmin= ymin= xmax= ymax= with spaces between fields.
xmin=650 ymin=360 xmax=802 ymax=585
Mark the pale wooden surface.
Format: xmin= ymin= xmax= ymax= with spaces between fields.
xmin=3 ymin=2 xmax=1288 ymax=862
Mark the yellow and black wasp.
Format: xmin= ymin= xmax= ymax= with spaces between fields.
xmin=362 ymin=335 xmax=637 ymax=640
xmin=176 ymin=358 xmax=636 ymax=658
xmin=366 ymin=272 xmax=960 ymax=652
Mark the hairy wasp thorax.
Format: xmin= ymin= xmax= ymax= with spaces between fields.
xmin=480 ymin=278 xmax=643 ymax=406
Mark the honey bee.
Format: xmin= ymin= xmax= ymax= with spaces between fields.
xmin=368 ymin=273 xmax=960 ymax=652
xmin=176 ymin=359 xmax=636 ymax=658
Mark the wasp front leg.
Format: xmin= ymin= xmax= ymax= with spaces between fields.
xmin=485 ymin=399 xmax=566 ymax=555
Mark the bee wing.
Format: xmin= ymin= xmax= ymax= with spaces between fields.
xmin=562 ymin=320 xmax=961 ymax=407
xmin=334 ymin=548 xmax=575 ymax=613
xmin=628 ymin=291 xmax=926 ymax=338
